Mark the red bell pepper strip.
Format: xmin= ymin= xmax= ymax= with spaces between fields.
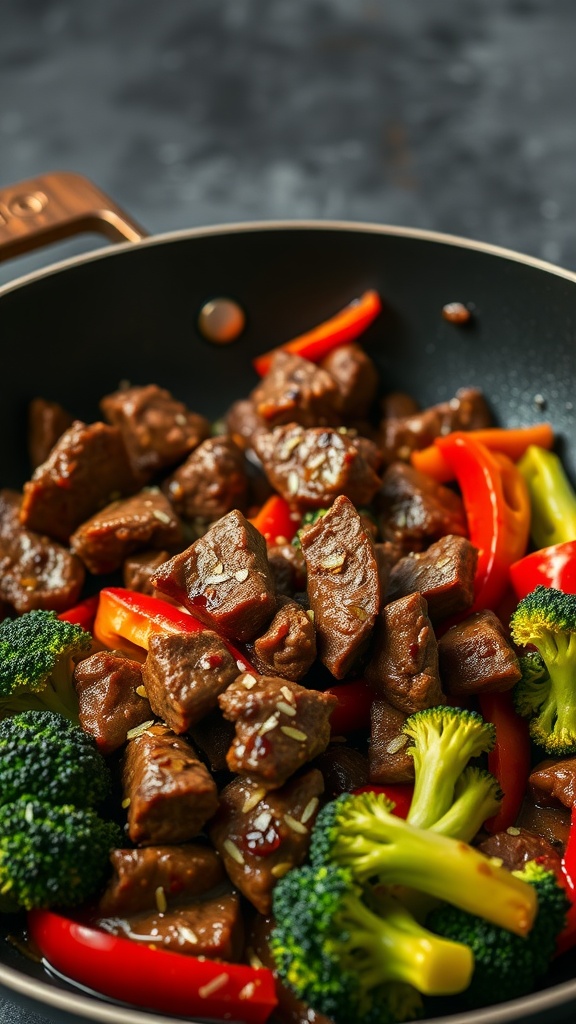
xmin=435 ymin=434 xmax=531 ymax=613
xmin=353 ymin=784 xmax=413 ymax=819
xmin=253 ymin=290 xmax=382 ymax=377
xmin=248 ymin=494 xmax=300 ymax=545
xmin=28 ymin=909 xmax=277 ymax=1023
xmin=324 ymin=679 xmax=374 ymax=736
xmin=478 ymin=690 xmax=532 ymax=834
xmin=410 ymin=422 xmax=554 ymax=484
xmin=58 ymin=594 xmax=99 ymax=632
xmin=93 ymin=588 xmax=253 ymax=671
xmin=510 ymin=540 xmax=576 ymax=600
xmin=557 ymin=803 xmax=576 ymax=955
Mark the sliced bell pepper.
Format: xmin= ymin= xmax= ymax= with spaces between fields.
xmin=478 ymin=691 xmax=532 ymax=834
xmin=58 ymin=594 xmax=99 ymax=632
xmin=93 ymin=587 xmax=253 ymax=671
xmin=518 ymin=445 xmax=576 ymax=549
xmin=253 ymin=289 xmax=382 ymax=377
xmin=324 ymin=679 xmax=375 ymax=735
xmin=28 ymin=909 xmax=277 ymax=1023
xmin=353 ymin=784 xmax=413 ymax=819
xmin=510 ymin=540 xmax=576 ymax=600
xmin=557 ymin=802 xmax=576 ymax=955
xmin=411 ymin=423 xmax=554 ymax=484
xmin=435 ymin=433 xmax=531 ymax=613
xmin=248 ymin=494 xmax=300 ymax=545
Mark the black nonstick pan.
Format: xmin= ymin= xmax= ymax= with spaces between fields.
xmin=0 ymin=172 xmax=575 ymax=1024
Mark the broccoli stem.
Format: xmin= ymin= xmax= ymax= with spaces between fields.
xmin=536 ymin=632 xmax=576 ymax=750
xmin=431 ymin=768 xmax=502 ymax=842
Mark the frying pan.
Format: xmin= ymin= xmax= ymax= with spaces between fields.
xmin=0 ymin=171 xmax=575 ymax=1024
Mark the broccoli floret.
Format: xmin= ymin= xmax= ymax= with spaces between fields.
xmin=0 ymin=797 xmax=122 ymax=912
xmin=271 ymin=863 xmax=471 ymax=1023
xmin=402 ymin=706 xmax=498 ymax=835
xmin=518 ymin=445 xmax=576 ymax=549
xmin=0 ymin=610 xmax=91 ymax=723
xmin=0 ymin=710 xmax=111 ymax=808
xmin=310 ymin=792 xmax=537 ymax=936
xmin=431 ymin=766 xmax=503 ymax=843
xmin=510 ymin=586 xmax=576 ymax=755
xmin=427 ymin=860 xmax=570 ymax=1007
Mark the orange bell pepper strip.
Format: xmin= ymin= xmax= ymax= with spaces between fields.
xmin=478 ymin=691 xmax=532 ymax=834
xmin=411 ymin=423 xmax=554 ymax=484
xmin=253 ymin=289 xmax=382 ymax=377
xmin=435 ymin=434 xmax=531 ymax=613
xmin=248 ymin=494 xmax=300 ymax=545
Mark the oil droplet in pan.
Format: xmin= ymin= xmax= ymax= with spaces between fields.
xmin=197 ymin=297 xmax=246 ymax=344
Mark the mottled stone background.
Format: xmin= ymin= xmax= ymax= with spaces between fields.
xmin=0 ymin=0 xmax=574 ymax=1020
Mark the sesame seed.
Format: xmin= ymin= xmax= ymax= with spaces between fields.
xmin=306 ymin=609 xmax=315 ymax=622
xmin=199 ymin=973 xmax=230 ymax=998
xmin=252 ymin=810 xmax=272 ymax=832
xmin=506 ymin=826 xmax=521 ymax=836
xmin=271 ymin=862 xmax=293 ymax=879
xmin=242 ymin=788 xmax=266 ymax=813
xmin=25 ymin=802 xmax=34 ymax=824
xmin=301 ymin=797 xmax=319 ymax=823
xmin=276 ymin=700 xmax=297 ymax=717
xmin=136 ymin=685 xmax=147 ymax=698
xmin=238 ymin=981 xmax=257 ymax=1000
xmin=320 ymin=552 xmax=346 ymax=571
xmin=223 ymin=839 xmax=245 ymax=865
xmin=347 ymin=604 xmax=368 ymax=621
xmin=121 ymin=797 xmax=131 ymax=809
xmin=280 ymin=685 xmax=295 ymax=703
xmin=284 ymin=814 xmax=308 ymax=834
xmin=287 ymin=471 xmax=299 ymax=495
xmin=246 ymin=947 xmax=264 ymax=969
xmin=175 ymin=413 xmax=187 ymax=426
xmin=240 ymin=673 xmax=257 ymax=689
xmin=126 ymin=719 xmax=155 ymax=740
xmin=155 ymin=886 xmax=167 ymax=913
xmin=153 ymin=509 xmax=172 ymax=524
xmin=235 ymin=568 xmax=249 ymax=582
xmin=280 ymin=726 xmax=307 ymax=741
xmin=258 ymin=714 xmax=280 ymax=736
xmin=177 ymin=925 xmax=198 ymax=944
xmin=386 ymin=735 xmax=409 ymax=754
xmin=204 ymin=573 xmax=232 ymax=585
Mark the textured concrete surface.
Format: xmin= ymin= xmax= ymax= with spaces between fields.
xmin=0 ymin=1 xmax=575 ymax=1021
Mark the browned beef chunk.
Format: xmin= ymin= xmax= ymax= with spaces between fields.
xmin=151 ymin=510 xmax=277 ymax=644
xmin=368 ymin=698 xmax=415 ymax=784
xmin=219 ymin=673 xmax=337 ymax=789
xmin=73 ymin=652 xmax=152 ymax=755
xmin=267 ymin=542 xmax=307 ymax=597
xmin=188 ymin=708 xmax=236 ymax=772
xmin=319 ymin=343 xmax=379 ymax=419
xmin=27 ymin=397 xmax=74 ymax=469
xmin=142 ymin=630 xmax=239 ymax=733
xmin=366 ymin=593 xmax=443 ymax=714
xmin=254 ymin=424 xmax=382 ymax=511
xmin=250 ymin=351 xmax=340 ymax=428
xmin=99 ymin=890 xmax=244 ymax=961
xmin=301 ymin=495 xmax=381 ymax=679
xmin=252 ymin=599 xmax=316 ymax=682
xmin=379 ymin=387 xmax=493 ymax=463
xmin=225 ymin=398 xmax=268 ymax=449
xmin=380 ymin=391 xmax=420 ymax=420
xmin=529 ymin=758 xmax=576 ymax=809
xmin=477 ymin=829 xmax=563 ymax=877
xmin=20 ymin=421 xmax=137 ymax=544
xmin=208 ymin=769 xmax=324 ymax=914
xmin=122 ymin=723 xmax=219 ymax=845
xmin=377 ymin=462 xmax=467 ymax=555
xmin=515 ymin=801 xmax=571 ymax=851
xmin=438 ymin=610 xmax=521 ymax=696
xmin=98 ymin=844 xmax=225 ymax=916
xmin=386 ymin=534 xmax=478 ymax=623
xmin=0 ymin=489 xmax=84 ymax=613
xmin=162 ymin=436 xmax=249 ymax=522
xmin=123 ymin=549 xmax=172 ymax=596
xmin=313 ymin=744 xmax=369 ymax=798
xmin=70 ymin=489 xmax=183 ymax=575
xmin=100 ymin=383 xmax=211 ymax=483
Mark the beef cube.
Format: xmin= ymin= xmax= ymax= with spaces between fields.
xmin=163 ymin=436 xmax=249 ymax=522
xmin=99 ymin=891 xmax=244 ymax=961
xmin=98 ymin=844 xmax=225 ymax=916
xmin=188 ymin=708 xmax=236 ymax=772
xmin=529 ymin=758 xmax=576 ymax=809
xmin=122 ymin=723 xmax=219 ymax=845
xmin=386 ymin=534 xmax=478 ymax=623
xmin=250 ymin=351 xmax=340 ymax=428
xmin=27 ymin=397 xmax=74 ymax=469
xmin=267 ymin=542 xmax=307 ymax=597
xmin=100 ymin=383 xmax=211 ymax=482
xmin=20 ymin=421 xmax=138 ymax=544
xmin=73 ymin=652 xmax=152 ymax=755
xmin=380 ymin=391 xmax=421 ymax=420
xmin=142 ymin=630 xmax=240 ymax=733
xmin=380 ymin=387 xmax=492 ymax=463
xmin=252 ymin=599 xmax=316 ymax=682
xmin=219 ymin=673 xmax=337 ymax=789
xmin=368 ymin=699 xmax=415 ymax=784
xmin=366 ymin=593 xmax=443 ymax=714
xmin=377 ymin=462 xmax=467 ymax=554
xmin=209 ymin=769 xmax=324 ymax=914
xmin=477 ymin=829 xmax=563 ymax=877
xmin=0 ymin=489 xmax=84 ymax=614
xmin=225 ymin=398 xmax=268 ymax=450
xmin=438 ymin=610 xmax=521 ymax=696
xmin=254 ymin=424 xmax=382 ymax=511
xmin=313 ymin=744 xmax=369 ymax=798
xmin=151 ymin=509 xmax=276 ymax=643
xmin=70 ymin=489 xmax=183 ymax=575
xmin=123 ymin=549 xmax=172 ymax=597
xmin=319 ymin=343 xmax=379 ymax=418
xmin=301 ymin=495 xmax=381 ymax=679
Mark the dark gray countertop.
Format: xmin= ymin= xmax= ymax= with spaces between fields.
xmin=1 ymin=1 xmax=576 ymax=1021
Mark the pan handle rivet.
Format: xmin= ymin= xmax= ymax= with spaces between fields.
xmin=197 ymin=297 xmax=246 ymax=344
xmin=8 ymin=191 xmax=48 ymax=217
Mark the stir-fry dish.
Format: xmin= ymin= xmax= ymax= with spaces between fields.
xmin=1 ymin=290 xmax=576 ymax=1024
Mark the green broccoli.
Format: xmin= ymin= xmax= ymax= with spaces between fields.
xmin=518 ymin=444 xmax=576 ymax=549
xmin=0 ymin=610 xmax=92 ymax=723
xmin=510 ymin=586 xmax=576 ymax=755
xmin=0 ymin=797 xmax=122 ymax=912
xmin=271 ymin=863 xmax=472 ymax=1023
xmin=0 ymin=710 xmax=111 ymax=808
xmin=426 ymin=860 xmax=570 ymax=1007
xmin=430 ymin=766 xmax=503 ymax=843
xmin=402 ymin=706 xmax=499 ymax=837
xmin=309 ymin=791 xmax=537 ymax=937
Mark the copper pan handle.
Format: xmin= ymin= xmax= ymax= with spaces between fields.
xmin=0 ymin=171 xmax=148 ymax=262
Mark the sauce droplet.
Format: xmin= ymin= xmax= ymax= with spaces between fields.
xmin=198 ymin=298 xmax=246 ymax=344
